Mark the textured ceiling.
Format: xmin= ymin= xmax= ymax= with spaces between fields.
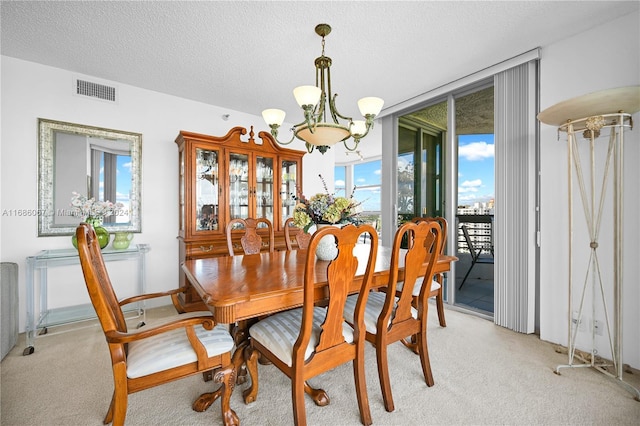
xmin=2 ymin=1 xmax=637 ymax=162
xmin=405 ymin=87 xmax=494 ymax=135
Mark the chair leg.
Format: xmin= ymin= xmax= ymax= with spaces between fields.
xmin=376 ymin=339 xmax=395 ymax=412
xmin=353 ymin=347 xmax=372 ymax=426
xmin=292 ymin=374 xmax=307 ymax=426
xmin=109 ymin=365 xmax=128 ymax=426
xmin=103 ymin=391 xmax=116 ymax=425
xmin=417 ymin=329 xmax=435 ymax=387
xmin=400 ymin=333 xmax=419 ymax=354
xmin=242 ymin=345 xmax=260 ymax=404
xmin=435 ymin=278 xmax=446 ymax=327
xmin=110 ymin=383 xmax=128 ymax=426
xmin=458 ymin=261 xmax=476 ymax=290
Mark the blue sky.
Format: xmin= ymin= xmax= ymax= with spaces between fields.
xmin=116 ymin=155 xmax=132 ymax=204
xmin=335 ymin=161 xmax=382 ymax=211
xmin=458 ymin=133 xmax=494 ymax=205
xmin=98 ymin=155 xmax=132 ymax=222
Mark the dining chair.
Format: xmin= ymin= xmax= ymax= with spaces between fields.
xmin=400 ymin=216 xmax=448 ymax=328
xmin=243 ymin=223 xmax=379 ymax=426
xmin=75 ymin=223 xmax=238 ymax=426
xmin=344 ymin=220 xmax=442 ymax=412
xmin=284 ymin=217 xmax=311 ymax=250
xmin=226 ymin=217 xmax=275 ymax=255
xmin=458 ymin=223 xmax=494 ymax=289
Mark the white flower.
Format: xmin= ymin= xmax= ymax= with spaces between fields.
xmin=70 ymin=192 xmax=124 ymax=219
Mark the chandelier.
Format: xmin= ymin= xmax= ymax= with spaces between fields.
xmin=262 ymin=24 xmax=384 ymax=154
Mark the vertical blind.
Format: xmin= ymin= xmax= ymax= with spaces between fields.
xmin=493 ymin=61 xmax=538 ymax=333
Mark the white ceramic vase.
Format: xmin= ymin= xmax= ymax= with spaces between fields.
xmin=315 ymin=224 xmax=340 ymax=261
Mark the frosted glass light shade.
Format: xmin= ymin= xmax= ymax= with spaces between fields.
xmin=350 ymin=120 xmax=367 ymax=136
xmin=262 ymin=109 xmax=286 ymax=126
xmin=357 ymin=97 xmax=384 ymax=116
xmin=293 ymin=86 xmax=322 ymax=107
xmin=295 ymin=123 xmax=350 ymax=146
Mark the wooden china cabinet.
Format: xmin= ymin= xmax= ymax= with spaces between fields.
xmin=175 ymin=126 xmax=304 ymax=308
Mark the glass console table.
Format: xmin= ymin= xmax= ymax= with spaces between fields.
xmin=24 ymin=244 xmax=150 ymax=355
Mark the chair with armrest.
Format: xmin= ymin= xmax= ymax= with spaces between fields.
xmin=284 ymin=217 xmax=311 ymax=250
xmin=243 ymin=223 xmax=378 ymax=426
xmin=75 ymin=223 xmax=238 ymax=426
xmin=344 ymin=220 xmax=442 ymax=412
xmin=226 ymin=217 xmax=275 ymax=256
xmin=458 ymin=223 xmax=494 ymax=289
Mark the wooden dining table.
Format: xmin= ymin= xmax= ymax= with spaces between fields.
xmin=182 ymin=244 xmax=457 ymax=411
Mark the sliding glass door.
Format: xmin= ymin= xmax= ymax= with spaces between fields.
xmin=382 ymin=51 xmax=539 ymax=333
xmin=453 ymin=85 xmax=495 ymax=315
xmin=398 ymin=85 xmax=494 ymax=315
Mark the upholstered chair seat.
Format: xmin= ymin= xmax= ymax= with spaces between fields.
xmin=127 ymin=313 xmax=234 ymax=378
xmin=344 ymin=292 xmax=418 ymax=335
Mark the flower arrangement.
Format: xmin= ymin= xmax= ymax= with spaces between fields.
xmin=70 ymin=191 xmax=123 ymax=225
xmin=292 ymin=175 xmax=362 ymax=233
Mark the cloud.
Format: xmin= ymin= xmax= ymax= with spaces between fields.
xmin=458 ymin=187 xmax=478 ymax=193
xmin=335 ymin=179 xmax=345 ymax=187
xmin=460 ymin=179 xmax=482 ymax=188
xmin=458 ymin=179 xmax=482 ymax=193
xmin=459 ymin=141 xmax=494 ymax=161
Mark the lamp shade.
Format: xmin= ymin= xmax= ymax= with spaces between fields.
xmin=295 ymin=123 xmax=350 ymax=146
xmin=357 ymin=97 xmax=384 ymax=116
xmin=293 ymin=86 xmax=322 ymax=107
xmin=262 ymin=109 xmax=286 ymax=126
xmin=350 ymin=120 xmax=367 ymax=136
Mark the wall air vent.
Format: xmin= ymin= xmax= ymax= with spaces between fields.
xmin=75 ymin=79 xmax=116 ymax=102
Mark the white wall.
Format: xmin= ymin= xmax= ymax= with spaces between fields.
xmin=0 ymin=57 xmax=336 ymax=333
xmin=538 ymin=12 xmax=640 ymax=367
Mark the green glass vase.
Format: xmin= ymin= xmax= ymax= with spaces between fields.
xmin=112 ymin=232 xmax=133 ymax=250
xmin=72 ymin=217 xmax=110 ymax=250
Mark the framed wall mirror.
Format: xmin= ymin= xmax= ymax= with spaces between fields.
xmin=38 ymin=118 xmax=142 ymax=236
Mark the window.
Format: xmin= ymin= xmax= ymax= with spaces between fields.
xmin=91 ymin=146 xmax=132 ymax=224
xmin=335 ymin=161 xmax=382 ymax=229
xmin=352 ymin=160 xmax=381 ymax=230
xmin=334 ymin=165 xmax=346 ymax=196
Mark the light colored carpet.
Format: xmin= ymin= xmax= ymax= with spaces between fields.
xmin=2 ymin=305 xmax=639 ymax=425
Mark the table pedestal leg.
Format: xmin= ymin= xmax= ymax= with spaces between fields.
xmin=192 ymin=361 xmax=239 ymax=426
xmin=304 ymin=382 xmax=330 ymax=406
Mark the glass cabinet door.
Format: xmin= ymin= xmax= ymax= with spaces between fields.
xmin=255 ymin=155 xmax=274 ymax=224
xmin=228 ymin=152 xmax=250 ymax=221
xmin=280 ymin=159 xmax=299 ymax=224
xmin=195 ymin=147 xmax=220 ymax=232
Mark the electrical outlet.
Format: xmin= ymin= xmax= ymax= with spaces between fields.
xmin=593 ymin=319 xmax=604 ymax=336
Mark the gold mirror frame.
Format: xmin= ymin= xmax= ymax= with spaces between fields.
xmin=37 ymin=118 xmax=142 ymax=236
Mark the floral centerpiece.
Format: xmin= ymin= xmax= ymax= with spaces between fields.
xmin=292 ymin=175 xmax=362 ymax=233
xmin=70 ymin=191 xmax=123 ymax=226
